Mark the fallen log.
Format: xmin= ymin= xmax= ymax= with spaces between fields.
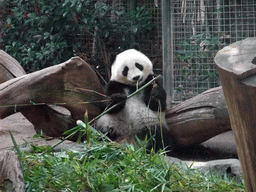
xmin=0 ymin=51 xmax=104 ymax=137
xmin=166 ymin=86 xmax=231 ymax=147
xmin=0 ymin=50 xmax=74 ymax=136
xmin=215 ymin=37 xmax=256 ymax=192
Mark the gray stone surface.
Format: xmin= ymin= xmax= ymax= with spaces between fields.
xmin=169 ymin=131 xmax=238 ymax=161
xmin=0 ymin=113 xmax=84 ymax=152
xmin=167 ymin=156 xmax=241 ymax=177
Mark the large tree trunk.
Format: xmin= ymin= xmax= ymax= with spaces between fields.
xmin=0 ymin=51 xmax=104 ymax=137
xmin=215 ymin=37 xmax=256 ymax=192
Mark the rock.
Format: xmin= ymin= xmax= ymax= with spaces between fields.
xmin=194 ymin=159 xmax=242 ymax=176
xmin=0 ymin=113 xmax=85 ymax=152
xmin=0 ymin=150 xmax=24 ymax=192
xmin=166 ymin=156 xmax=241 ymax=177
xmin=168 ymin=131 xmax=238 ymax=161
xmin=0 ymin=113 xmax=36 ymax=150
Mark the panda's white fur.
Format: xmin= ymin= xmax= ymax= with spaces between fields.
xmin=95 ymin=49 xmax=170 ymax=148
xmin=96 ymin=87 xmax=166 ymax=138
xmin=110 ymin=49 xmax=153 ymax=86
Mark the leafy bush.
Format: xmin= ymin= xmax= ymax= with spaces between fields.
xmin=2 ymin=0 xmax=153 ymax=72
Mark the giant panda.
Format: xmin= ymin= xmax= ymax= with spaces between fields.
xmin=95 ymin=49 xmax=172 ymax=150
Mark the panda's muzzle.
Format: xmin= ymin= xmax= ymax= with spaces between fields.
xmin=133 ymin=76 xmax=140 ymax=81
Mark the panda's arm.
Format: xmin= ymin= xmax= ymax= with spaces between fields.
xmin=150 ymin=82 xmax=167 ymax=111
xmin=144 ymin=76 xmax=167 ymax=111
xmin=105 ymin=81 xmax=127 ymax=114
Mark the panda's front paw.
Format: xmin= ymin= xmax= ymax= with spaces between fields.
xmin=111 ymin=93 xmax=127 ymax=103
xmin=150 ymin=89 xmax=160 ymax=100
xmin=98 ymin=125 xmax=119 ymax=141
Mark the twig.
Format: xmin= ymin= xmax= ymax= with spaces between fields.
xmin=0 ymin=100 xmax=110 ymax=108
xmin=51 ymin=128 xmax=81 ymax=149
xmin=73 ymin=87 xmax=107 ymax=98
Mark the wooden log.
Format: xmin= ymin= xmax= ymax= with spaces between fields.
xmin=0 ymin=53 xmax=104 ymax=136
xmin=0 ymin=56 xmax=104 ymax=120
xmin=0 ymin=50 xmax=26 ymax=82
xmin=20 ymin=57 xmax=104 ymax=137
xmin=0 ymin=50 xmax=75 ymax=136
xmin=215 ymin=37 xmax=256 ymax=192
xmin=21 ymin=105 xmax=74 ymax=137
xmin=166 ymin=86 xmax=231 ymax=147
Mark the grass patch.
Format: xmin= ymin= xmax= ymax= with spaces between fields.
xmin=21 ymin=139 xmax=245 ymax=192
xmin=18 ymin=107 xmax=244 ymax=191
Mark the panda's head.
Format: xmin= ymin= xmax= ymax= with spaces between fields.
xmin=110 ymin=49 xmax=153 ymax=86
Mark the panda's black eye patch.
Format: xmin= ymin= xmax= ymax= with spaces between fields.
xmin=135 ymin=63 xmax=144 ymax=71
xmin=122 ymin=66 xmax=129 ymax=76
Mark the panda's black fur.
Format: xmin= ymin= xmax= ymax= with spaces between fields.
xmin=105 ymin=75 xmax=166 ymax=114
xmin=95 ymin=49 xmax=172 ymax=150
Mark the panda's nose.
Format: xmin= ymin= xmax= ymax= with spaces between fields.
xmin=133 ymin=76 xmax=140 ymax=81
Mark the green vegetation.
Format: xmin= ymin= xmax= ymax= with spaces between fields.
xmin=2 ymin=0 xmax=153 ymax=72
xmin=17 ymin=114 xmax=244 ymax=192
xmin=21 ymin=141 xmax=245 ymax=192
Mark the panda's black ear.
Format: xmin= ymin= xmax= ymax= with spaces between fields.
xmin=109 ymin=53 xmax=117 ymax=65
xmin=132 ymin=43 xmax=140 ymax=51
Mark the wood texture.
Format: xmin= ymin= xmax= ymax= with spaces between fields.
xmin=166 ymin=86 xmax=231 ymax=147
xmin=215 ymin=37 xmax=256 ymax=192
xmin=0 ymin=150 xmax=24 ymax=191
xmin=0 ymin=51 xmax=104 ymax=137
